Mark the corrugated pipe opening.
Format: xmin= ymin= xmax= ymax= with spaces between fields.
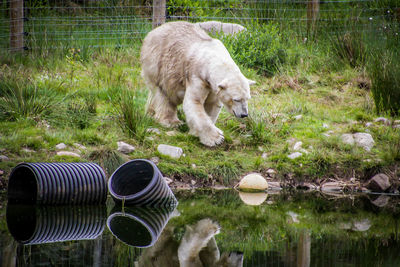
xmin=108 ymin=159 xmax=177 ymax=206
xmin=7 ymin=165 xmax=37 ymax=203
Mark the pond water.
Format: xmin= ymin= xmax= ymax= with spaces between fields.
xmin=1 ymin=190 xmax=400 ymax=266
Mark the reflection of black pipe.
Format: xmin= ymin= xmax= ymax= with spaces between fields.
xmin=107 ymin=206 xmax=175 ymax=248
xmin=6 ymin=204 xmax=106 ymax=245
xmin=8 ymin=162 xmax=107 ymax=204
xmin=108 ymin=159 xmax=177 ymax=207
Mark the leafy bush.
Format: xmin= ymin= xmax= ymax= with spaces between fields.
xmin=220 ymin=24 xmax=286 ymax=76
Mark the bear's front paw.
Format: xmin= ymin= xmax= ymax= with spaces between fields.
xmin=200 ymin=127 xmax=224 ymax=147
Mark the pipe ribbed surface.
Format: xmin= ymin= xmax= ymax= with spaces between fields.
xmin=107 ymin=206 xmax=175 ymax=248
xmin=6 ymin=204 xmax=106 ymax=245
xmin=7 ymin=162 xmax=107 ymax=205
xmin=108 ymin=159 xmax=177 ymax=207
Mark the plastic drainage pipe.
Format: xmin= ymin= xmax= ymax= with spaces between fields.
xmin=7 ymin=162 xmax=107 ymax=205
xmin=6 ymin=204 xmax=106 ymax=245
xmin=107 ymin=206 xmax=175 ymax=248
xmin=108 ymin=159 xmax=178 ymax=207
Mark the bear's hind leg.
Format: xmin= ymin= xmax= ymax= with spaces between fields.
xmin=151 ymin=89 xmax=182 ymax=128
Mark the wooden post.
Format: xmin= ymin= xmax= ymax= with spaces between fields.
xmin=152 ymin=0 xmax=166 ymax=29
xmin=10 ymin=0 xmax=24 ymax=52
xmin=307 ymin=0 xmax=319 ymax=36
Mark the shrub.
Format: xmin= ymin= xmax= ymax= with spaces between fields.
xmin=0 ymin=81 xmax=63 ymax=121
xmin=117 ymin=89 xmax=153 ymax=141
xmin=88 ymin=147 xmax=125 ymax=176
xmin=367 ymin=28 xmax=400 ymax=115
xmin=331 ymin=31 xmax=366 ymax=68
xmin=220 ymin=24 xmax=287 ymax=77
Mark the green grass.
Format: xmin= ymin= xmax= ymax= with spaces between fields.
xmin=0 ymin=21 xmax=399 ymax=186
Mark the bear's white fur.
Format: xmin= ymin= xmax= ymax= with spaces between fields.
xmin=140 ymin=21 xmax=255 ymax=146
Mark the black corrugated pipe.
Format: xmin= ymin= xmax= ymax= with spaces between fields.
xmin=108 ymin=159 xmax=178 ymax=207
xmin=6 ymin=204 xmax=106 ymax=245
xmin=107 ymin=206 xmax=176 ymax=247
xmin=7 ymin=162 xmax=107 ymax=205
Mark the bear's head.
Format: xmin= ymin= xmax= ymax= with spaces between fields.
xmin=217 ymin=77 xmax=255 ymax=118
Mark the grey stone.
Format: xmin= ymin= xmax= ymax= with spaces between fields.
xmin=150 ymin=157 xmax=159 ymax=164
xmin=73 ymin=143 xmax=87 ymax=150
xmin=55 ymin=143 xmax=67 ymax=150
xmin=294 ymin=114 xmax=303 ymax=120
xmin=367 ymin=173 xmax=391 ymax=192
xmin=191 ymin=164 xmax=197 ymax=169
xmin=57 ymin=151 xmax=80 ymax=157
xmin=321 ymin=182 xmax=343 ymax=192
xmin=287 ymin=211 xmax=299 ymax=223
xmin=0 ymin=155 xmax=9 ymax=162
xmin=353 ymin=132 xmax=375 ymax=151
xmin=352 ymin=219 xmax=371 ymax=232
xmin=371 ymin=195 xmax=390 ymax=207
xmin=266 ymin=168 xmax=276 ymax=178
xmin=0 ymin=170 xmax=4 ymax=176
xmin=166 ymin=130 xmax=178 ymax=136
xmin=157 ymin=144 xmax=183 ymax=159
xmin=261 ymin=152 xmax=268 ymax=159
xmin=374 ymin=117 xmax=390 ymax=125
xmin=164 ymin=177 xmax=173 ymax=185
xmin=21 ymin=148 xmax=35 ymax=153
xmin=365 ymin=122 xmax=373 ymax=127
xmin=341 ymin=134 xmax=355 ymax=145
xmin=293 ymin=141 xmax=303 ymax=151
xmin=287 ymin=152 xmax=302 ymax=160
xmin=268 ymin=182 xmax=282 ymax=190
xmin=117 ymin=141 xmax=135 ymax=154
xmin=322 ymin=123 xmax=329 ymax=129
xmin=147 ymin=128 xmax=161 ymax=135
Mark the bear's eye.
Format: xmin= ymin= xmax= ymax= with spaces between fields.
xmin=233 ymin=99 xmax=241 ymax=102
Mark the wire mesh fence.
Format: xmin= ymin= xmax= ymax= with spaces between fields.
xmin=0 ymin=0 xmax=399 ymax=53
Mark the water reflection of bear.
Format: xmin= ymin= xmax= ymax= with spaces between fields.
xmin=108 ymin=207 xmax=243 ymax=267
xmin=138 ymin=218 xmax=243 ymax=267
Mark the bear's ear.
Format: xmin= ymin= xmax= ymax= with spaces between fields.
xmin=217 ymin=80 xmax=228 ymax=91
xmin=248 ymin=79 xmax=256 ymax=86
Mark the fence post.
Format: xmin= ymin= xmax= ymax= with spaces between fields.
xmin=10 ymin=0 xmax=24 ymax=52
xmin=152 ymin=0 xmax=166 ymax=29
xmin=307 ymin=0 xmax=320 ymax=36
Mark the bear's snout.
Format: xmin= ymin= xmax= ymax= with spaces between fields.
xmin=240 ymin=113 xmax=248 ymax=118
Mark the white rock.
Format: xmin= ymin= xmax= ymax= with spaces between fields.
xmin=365 ymin=122 xmax=373 ymax=127
xmin=322 ymin=123 xmax=329 ymax=129
xmin=266 ymin=168 xmax=276 ymax=175
xmin=73 ymin=143 xmax=87 ymax=150
xmin=323 ymin=133 xmax=331 ymax=137
xmin=0 ymin=155 xmax=9 ymax=161
xmin=57 ymin=151 xmax=80 ymax=157
xmin=353 ymin=132 xmax=375 ymax=151
xmin=166 ymin=131 xmax=177 ymax=136
xmin=157 ymin=144 xmax=183 ymax=159
xmin=191 ymin=164 xmax=197 ymax=169
xmin=117 ymin=141 xmax=135 ymax=154
xmin=374 ymin=117 xmax=390 ymax=125
xmin=352 ymin=219 xmax=371 ymax=232
xmin=238 ymin=173 xmax=268 ymax=191
xmin=150 ymin=157 xmax=159 ymax=164
xmin=164 ymin=177 xmax=173 ymax=185
xmin=21 ymin=148 xmax=35 ymax=153
xmin=147 ymin=128 xmax=161 ymax=135
xmin=294 ymin=115 xmax=303 ymax=120
xmin=288 ymin=152 xmax=302 ymax=160
xmin=287 ymin=211 xmax=300 ymax=223
xmin=191 ymin=180 xmax=196 ymax=186
xmin=56 ymin=143 xmax=67 ymax=150
xmin=261 ymin=152 xmax=268 ymax=159
xmin=293 ymin=141 xmax=303 ymax=151
xmin=238 ymin=192 xmax=268 ymax=206
xmin=341 ymin=134 xmax=355 ymax=145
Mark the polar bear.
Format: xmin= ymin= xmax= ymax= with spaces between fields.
xmin=140 ymin=21 xmax=255 ymax=147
